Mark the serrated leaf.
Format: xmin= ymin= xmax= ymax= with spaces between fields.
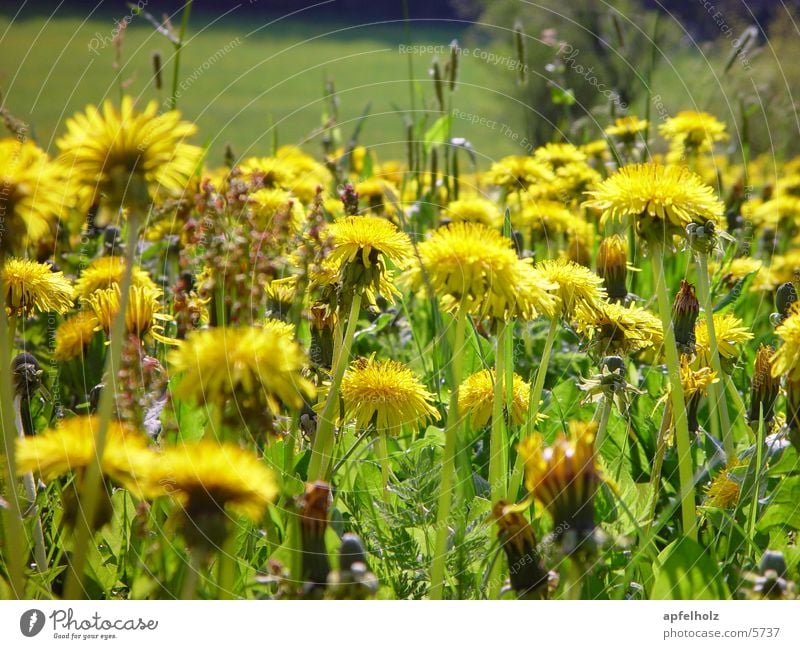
xmin=712 ymin=271 xmax=756 ymax=312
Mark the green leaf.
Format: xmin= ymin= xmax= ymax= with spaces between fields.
xmin=173 ymin=390 xmax=207 ymax=442
xmin=757 ymin=476 xmax=800 ymax=532
xmin=423 ymin=115 xmax=451 ymax=155
xmin=712 ymin=271 xmax=756 ymax=312
xmin=652 ymin=537 xmax=731 ymax=599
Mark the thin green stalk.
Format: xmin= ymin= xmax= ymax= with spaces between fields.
xmin=376 ymin=430 xmax=391 ymax=505
xmin=0 ymin=269 xmax=26 ymax=597
xmin=747 ymin=409 xmax=764 ymax=545
xmin=429 ymin=304 xmax=468 ymax=600
xmin=696 ymin=252 xmax=733 ymax=461
xmin=308 ymin=292 xmax=362 ymax=481
xmin=489 ymin=321 xmax=509 ymax=502
xmin=508 ymin=317 xmax=558 ymax=501
xmin=169 ymin=0 xmax=193 ymax=110
xmin=594 ymin=396 xmax=613 ymax=450
xmin=646 ymin=404 xmax=671 ymax=535
xmin=651 ymin=247 xmax=697 ymax=541
xmin=64 ymin=211 xmax=140 ymax=599
xmin=217 ymin=533 xmax=236 ymax=599
xmin=15 ymin=400 xmax=48 ymax=574
xmin=181 ymin=551 xmax=201 ymax=599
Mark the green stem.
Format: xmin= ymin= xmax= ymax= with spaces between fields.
xmin=0 ymin=271 xmax=26 ymax=596
xmin=594 ymin=396 xmax=613 ymax=450
xmin=651 ymin=247 xmax=697 ymax=541
xmin=308 ymin=292 xmax=362 ymax=481
xmin=14 ymin=398 xmax=48 ymax=575
xmin=63 ymin=211 xmax=140 ymax=599
xmin=489 ymin=322 xmax=509 ymax=502
xmin=181 ymin=551 xmax=201 ymax=599
xmin=429 ymin=304 xmax=468 ymax=599
xmin=217 ymin=533 xmax=236 ymax=599
xmin=169 ymin=0 xmax=193 ymax=110
xmin=376 ymin=430 xmax=391 ymax=505
xmin=696 ymin=252 xmax=734 ymax=461
xmin=508 ymin=317 xmax=558 ymax=501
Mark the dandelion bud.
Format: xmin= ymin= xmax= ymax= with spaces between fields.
xmin=686 ymin=220 xmax=717 ymax=254
xmin=299 ymin=481 xmax=332 ymax=595
xmin=327 ymin=533 xmax=379 ymax=599
xmin=12 ymin=353 xmax=42 ymax=436
xmin=310 ymin=302 xmax=335 ymax=370
xmin=519 ymin=421 xmax=601 ymax=555
xmin=492 ymin=501 xmax=548 ymax=598
xmin=672 ymin=280 xmax=699 ymax=354
xmin=152 ymin=51 xmax=163 ymax=90
xmin=446 ymin=39 xmax=459 ymax=91
xmin=596 ymin=235 xmax=628 ymax=303
xmin=224 ymin=143 xmax=235 ymax=169
xmin=513 ymin=21 xmax=527 ymax=86
xmin=748 ymin=345 xmax=778 ymax=428
xmin=775 ymin=282 xmax=797 ymax=322
xmin=430 ymin=58 xmax=445 ymax=113
xmin=753 ymin=550 xmax=792 ymax=599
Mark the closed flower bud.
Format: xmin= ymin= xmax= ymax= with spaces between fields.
xmin=673 ymin=280 xmax=699 ymax=354
xmin=492 ymin=501 xmax=548 ymax=598
xmin=299 ymin=481 xmax=332 ymax=595
xmin=596 ymin=235 xmax=628 ymax=303
xmin=748 ymin=345 xmax=779 ymax=428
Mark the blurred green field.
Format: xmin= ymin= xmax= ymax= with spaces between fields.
xmin=0 ymin=12 xmax=526 ymax=166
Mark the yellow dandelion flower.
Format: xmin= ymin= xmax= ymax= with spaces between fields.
xmin=748 ymin=196 xmax=800 ymax=231
xmin=403 ymin=222 xmax=558 ymax=320
xmin=772 ymin=306 xmax=800 ymax=381
xmin=708 ymin=257 xmax=762 ymax=289
xmin=2 ymin=257 xmax=73 ymax=317
xmin=551 ymin=161 xmax=602 ymax=200
xmin=458 ymin=369 xmax=531 ymax=429
xmin=583 ymin=162 xmax=723 ymax=241
xmin=0 ymin=138 xmax=72 ymax=255
xmin=326 ymin=214 xmax=412 ymax=269
xmin=703 ymin=460 xmax=742 ymax=509
xmin=84 ymin=283 xmax=173 ymax=343
xmin=518 ymin=422 xmax=600 ymax=536
xmin=15 ymin=415 xmax=150 ymax=492
xmin=581 ymin=139 xmax=609 ymax=161
xmin=659 ymin=111 xmax=728 ymax=154
xmin=167 ymin=326 xmax=315 ymax=413
xmin=533 ymin=142 xmax=587 ymax=169
xmin=143 ymin=440 xmax=278 ymax=522
xmin=248 ymin=188 xmax=305 ymax=233
xmin=58 ymin=96 xmax=202 ymax=213
xmin=695 ymin=312 xmax=752 ymax=365
xmin=516 ymin=199 xmax=576 ymax=236
xmin=444 ymin=197 xmax=502 ymax=228
xmin=326 ymin=214 xmax=413 ymax=301
xmin=575 ymin=300 xmax=663 ymax=355
xmin=72 ymin=256 xmax=157 ymax=299
xmin=535 ymin=258 xmax=606 ymax=319
xmin=340 ymin=356 xmax=439 ymax=433
xmin=485 ymin=155 xmax=555 ymax=191
xmin=54 ymin=310 xmax=99 ymax=361
xmin=605 ymin=116 xmax=649 ymax=141
xmin=265 ymin=276 xmax=298 ymax=311
xmin=261 ymin=317 xmax=296 ymax=339
xmin=680 ymin=356 xmax=718 ymax=398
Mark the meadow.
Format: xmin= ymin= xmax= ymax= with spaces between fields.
xmin=0 ymin=3 xmax=799 ymax=604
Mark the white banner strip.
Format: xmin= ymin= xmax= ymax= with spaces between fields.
xmin=1 ymin=600 xmax=798 ymax=648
